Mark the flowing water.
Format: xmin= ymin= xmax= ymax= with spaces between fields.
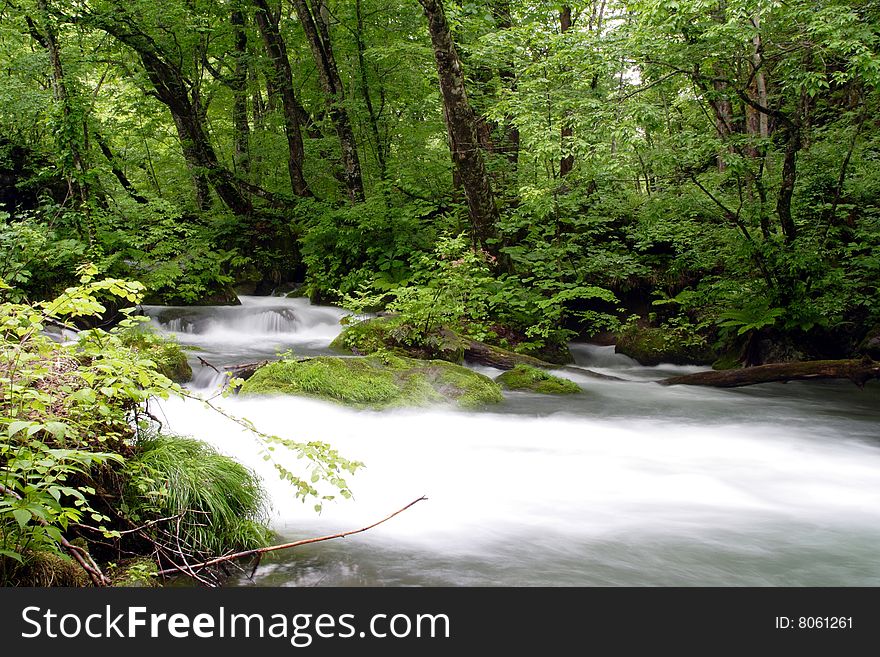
xmin=144 ymin=297 xmax=880 ymax=586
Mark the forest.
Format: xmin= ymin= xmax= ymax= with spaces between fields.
xmin=1 ymin=0 xmax=879 ymax=587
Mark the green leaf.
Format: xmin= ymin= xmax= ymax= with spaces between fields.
xmin=0 ymin=549 xmax=23 ymax=563
xmin=6 ymin=421 xmax=32 ymax=437
xmin=12 ymin=508 xmax=31 ymax=528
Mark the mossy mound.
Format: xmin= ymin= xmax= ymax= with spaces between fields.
xmin=108 ymin=557 xmax=160 ymax=587
xmin=495 ymin=365 xmax=581 ymax=394
xmin=117 ymin=328 xmax=193 ymax=383
xmin=615 ymin=326 xmax=716 ymax=366
xmin=2 ymin=550 xmax=91 ymax=587
xmin=331 ymin=316 xmax=466 ymax=363
xmin=239 ymin=355 xmax=503 ymax=409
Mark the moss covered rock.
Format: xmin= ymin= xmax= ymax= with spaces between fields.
xmin=4 ymin=550 xmax=90 ymax=587
xmin=615 ymin=325 xmax=715 ymax=366
xmin=331 ymin=316 xmax=466 ymax=363
xmin=118 ymin=328 xmax=193 ymax=383
xmin=331 ymin=316 xmax=572 ymax=371
xmin=495 ymin=365 xmax=581 ymax=394
xmin=108 ymin=558 xmax=160 ymax=587
xmin=239 ymin=355 xmax=503 ymax=409
xmin=858 ymin=325 xmax=880 ymax=360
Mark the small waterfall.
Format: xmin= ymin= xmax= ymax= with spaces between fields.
xmin=141 ymin=295 xmax=351 ymax=390
xmin=570 ymin=343 xmax=640 ymax=368
xmin=142 ymin=296 xmax=348 ymax=348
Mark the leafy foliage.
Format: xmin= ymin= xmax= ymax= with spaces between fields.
xmin=1 ymin=270 xmax=360 ymax=583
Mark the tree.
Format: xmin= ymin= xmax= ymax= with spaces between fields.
xmin=290 ymin=0 xmax=364 ymax=202
xmin=252 ymin=0 xmax=311 ymax=197
xmin=418 ymin=0 xmax=498 ymax=248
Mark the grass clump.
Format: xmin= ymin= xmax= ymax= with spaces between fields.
xmin=239 ymin=354 xmax=502 ymax=409
xmin=495 ymin=364 xmax=581 ymax=394
xmin=123 ymin=435 xmax=271 ymax=562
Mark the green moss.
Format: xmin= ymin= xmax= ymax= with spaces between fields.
xmin=117 ymin=328 xmax=193 ymax=383
xmin=421 ymin=358 xmax=505 ymax=407
xmin=495 ymin=365 xmax=581 ymax=394
xmin=712 ymin=352 xmax=741 ymax=370
xmin=4 ymin=550 xmax=91 ymax=587
xmin=239 ymin=355 xmax=502 ymax=409
xmin=108 ymin=557 xmax=160 ymax=587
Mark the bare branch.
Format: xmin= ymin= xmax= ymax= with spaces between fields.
xmin=154 ymin=496 xmax=428 ymax=578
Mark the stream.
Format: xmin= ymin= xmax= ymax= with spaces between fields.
xmin=143 ymin=296 xmax=880 ymax=586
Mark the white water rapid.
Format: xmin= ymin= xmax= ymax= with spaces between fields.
xmin=145 ymin=297 xmax=880 ymax=586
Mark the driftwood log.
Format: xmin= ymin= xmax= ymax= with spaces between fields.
xmin=462 ymin=338 xmax=558 ymax=370
xmin=223 ymin=359 xmax=270 ymax=381
xmin=661 ymin=359 xmax=880 ymax=388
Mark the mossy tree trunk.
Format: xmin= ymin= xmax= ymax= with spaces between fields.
xmin=252 ymin=0 xmax=311 ymax=197
xmin=419 ymin=0 xmax=499 ymax=249
xmin=290 ymin=0 xmax=364 ymax=202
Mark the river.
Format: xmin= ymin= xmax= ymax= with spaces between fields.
xmin=143 ymin=296 xmax=880 ymax=586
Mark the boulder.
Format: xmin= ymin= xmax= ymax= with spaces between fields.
xmin=858 ymin=325 xmax=880 ymax=360
xmin=615 ymin=325 xmax=715 ymax=366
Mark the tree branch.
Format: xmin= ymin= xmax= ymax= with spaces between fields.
xmin=154 ymin=496 xmax=427 ymax=578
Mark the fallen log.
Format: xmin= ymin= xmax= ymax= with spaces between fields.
xmin=462 ymin=338 xmax=557 ymax=370
xmin=223 ymin=359 xmax=270 ymax=382
xmin=660 ymin=359 xmax=880 ymax=388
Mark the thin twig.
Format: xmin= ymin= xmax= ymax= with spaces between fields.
xmin=155 ymin=496 xmax=427 ymax=578
xmin=197 ymin=356 xmax=221 ymax=374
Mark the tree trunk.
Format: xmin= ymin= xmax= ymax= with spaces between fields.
xmin=661 ymin=359 xmax=880 ymax=388
xmin=559 ymin=5 xmax=574 ymax=178
xmin=418 ymin=0 xmax=498 ymax=248
xmin=490 ymin=0 xmax=519 ymax=168
xmin=170 ymin=113 xmax=213 ymax=211
xmin=95 ymin=133 xmax=148 ymax=204
xmin=87 ymin=9 xmax=252 ymax=217
xmin=28 ymin=2 xmax=95 ymax=244
xmin=291 ymin=0 xmax=365 ymax=202
xmin=231 ymin=7 xmax=250 ymax=179
xmin=777 ymin=121 xmax=800 ymax=244
xmin=252 ymin=0 xmax=311 ymax=197
xmin=744 ymin=16 xmax=768 ymax=158
xmin=355 ymin=0 xmax=386 ymax=180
